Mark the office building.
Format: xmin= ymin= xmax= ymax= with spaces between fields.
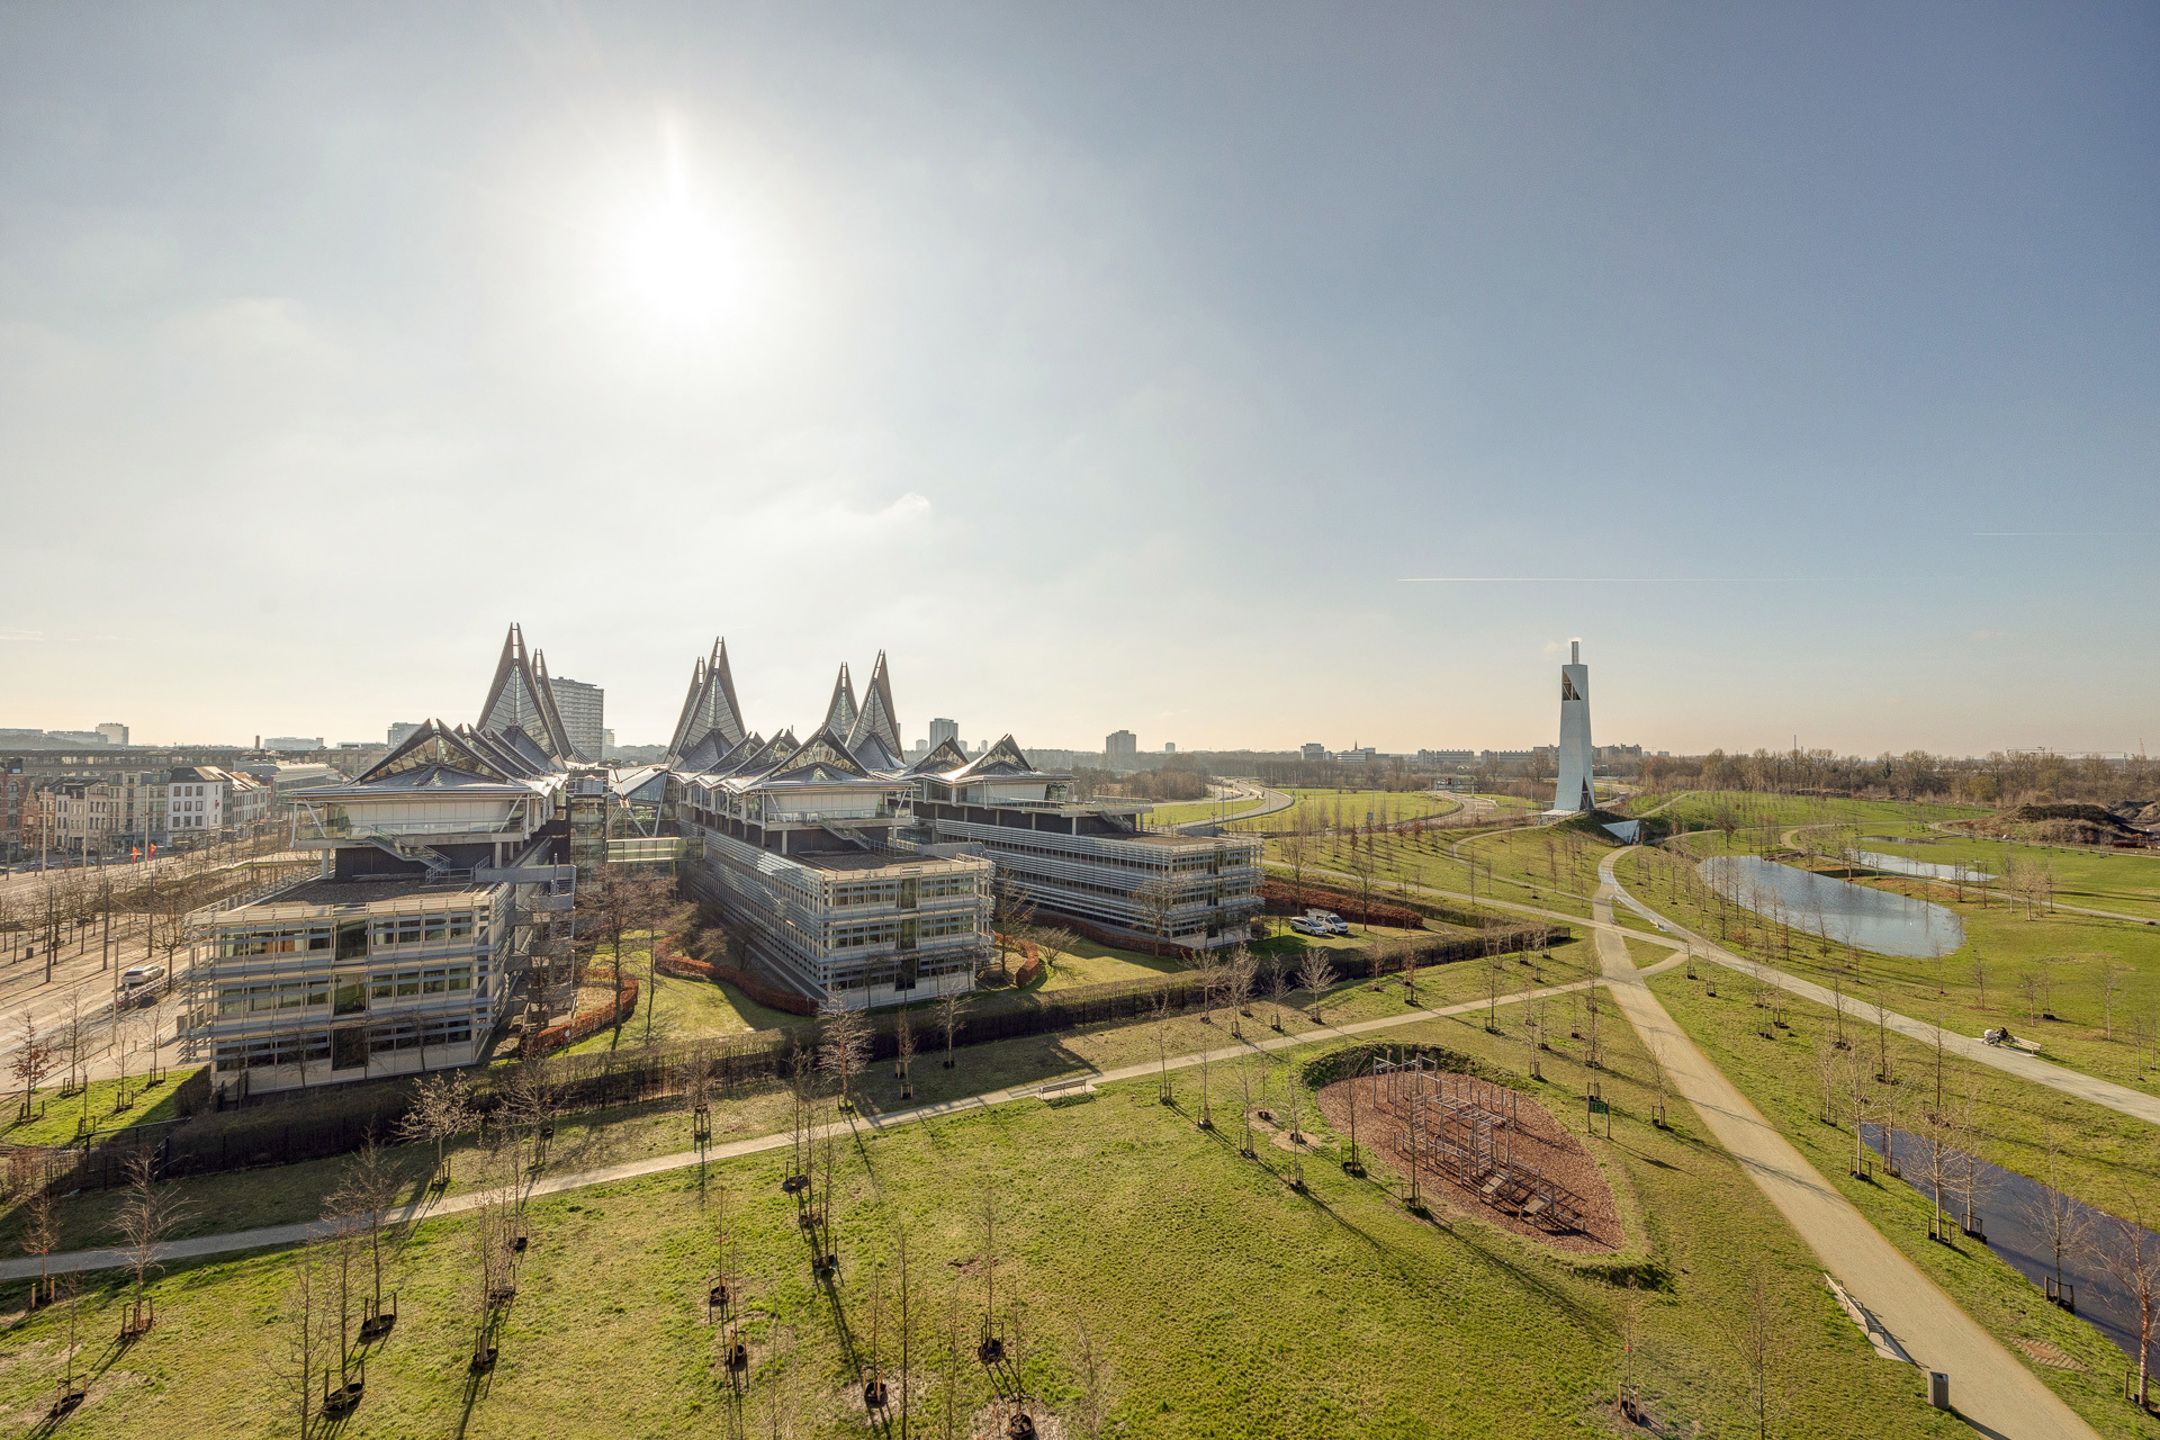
xmin=96 ymin=723 xmax=130 ymax=746
xmin=928 ymin=718 xmax=959 ymax=750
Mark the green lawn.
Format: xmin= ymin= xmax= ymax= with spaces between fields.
xmin=1847 ymin=833 xmax=2160 ymax=922
xmin=565 ymin=946 xmax=802 ymax=1058
xmin=0 ymin=1068 xmax=198 ymax=1149
xmin=0 ymin=1010 xmax=1962 ymax=1439
xmin=1651 ymin=970 xmax=2160 ymax=1437
xmin=1224 ymin=786 xmax=1463 ymax=835
xmin=1618 ymin=839 xmax=2160 ymax=1096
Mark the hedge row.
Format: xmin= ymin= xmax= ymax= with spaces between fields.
xmin=1261 ymin=879 xmax=1425 ymax=928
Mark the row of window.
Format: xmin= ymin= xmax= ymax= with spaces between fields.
xmin=371 ymin=914 xmax=480 ymax=949
xmin=219 ymin=963 xmax=477 ymax=1017
xmin=214 ymin=1015 xmax=474 ymax=1072
xmin=365 ymin=965 xmax=475 ymax=1002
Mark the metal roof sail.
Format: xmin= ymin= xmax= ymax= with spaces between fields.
xmin=822 ymin=663 xmax=859 ymax=738
xmin=763 ymin=725 xmax=872 ymax=783
xmin=906 ymin=737 xmax=971 ymax=774
xmin=844 ymin=650 xmax=901 ymax=759
xmin=948 ymin=733 xmax=1037 ymax=782
xmin=476 ymin=622 xmax=574 ymax=763
xmin=668 ymin=636 xmax=748 ymax=761
xmin=359 ymin=719 xmax=519 ymax=784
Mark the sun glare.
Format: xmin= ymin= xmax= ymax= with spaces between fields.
xmin=607 ymin=115 xmax=750 ymax=335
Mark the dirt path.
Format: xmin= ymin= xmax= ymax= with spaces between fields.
xmin=1591 ymin=853 xmax=2097 ymax=1440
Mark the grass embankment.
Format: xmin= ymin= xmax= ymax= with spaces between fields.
xmin=1650 ymin=970 xmax=2160 ymax=1437
xmin=0 ymin=1070 xmax=198 ymax=1149
xmin=1277 ymin=819 xmax=1620 ymax=921
xmin=1851 ymin=833 xmax=2160 ymax=922
xmin=564 ymin=943 xmax=799 ymax=1058
xmin=0 ymin=1005 xmax=1961 ymax=1438
xmin=1619 ymin=836 xmax=2160 ymax=1097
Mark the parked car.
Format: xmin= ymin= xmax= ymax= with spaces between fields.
xmin=1289 ymin=916 xmax=1327 ymax=937
xmin=1303 ymin=909 xmax=1350 ymax=936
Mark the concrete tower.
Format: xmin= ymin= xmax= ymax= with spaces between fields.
xmin=1553 ymin=639 xmax=1595 ymax=814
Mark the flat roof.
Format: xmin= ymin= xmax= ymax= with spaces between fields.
xmin=251 ymin=875 xmax=497 ymax=908
xmin=787 ymin=848 xmax=980 ymax=874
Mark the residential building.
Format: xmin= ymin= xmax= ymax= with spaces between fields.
xmin=166 ymin=764 xmax=272 ymax=842
xmin=1 ymin=761 xmax=37 ymax=861
xmin=41 ymin=780 xmax=121 ymax=855
xmin=928 ymin=718 xmax=959 ymax=750
xmin=96 ymin=722 xmax=130 ymax=746
xmin=550 ymin=675 xmax=605 ymax=762
xmin=1164 ymin=742 xmax=1176 ymax=754
xmin=1301 ymin=742 xmax=1326 ymax=761
xmin=1104 ymin=730 xmax=1137 ymax=767
xmin=183 ymin=624 xmax=582 ymax=1097
xmin=387 ymin=721 xmax=423 ymax=748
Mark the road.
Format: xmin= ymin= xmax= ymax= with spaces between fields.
xmin=1168 ymin=782 xmax=1293 ymax=834
xmin=0 ymin=971 xmax=1607 ymax=1281
xmin=1590 ymin=853 xmax=2097 ymax=1440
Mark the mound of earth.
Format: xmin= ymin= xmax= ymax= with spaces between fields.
xmin=1315 ymin=1072 xmax=1622 ymax=1253
xmin=1970 ymin=802 xmax=2153 ymax=846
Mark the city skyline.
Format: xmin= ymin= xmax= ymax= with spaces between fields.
xmin=3 ymin=5 xmax=2155 ymax=754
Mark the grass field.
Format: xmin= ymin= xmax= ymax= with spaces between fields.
xmin=0 ymin=1069 xmax=198 ymax=1149
xmin=1278 ymin=819 xmax=1619 ymax=921
xmin=1618 ymin=835 xmax=2160 ymax=1096
xmin=0 ymin=1006 xmax=1963 ymax=1439
xmin=1222 ymin=786 xmax=1463 ymax=835
xmin=1651 ymin=970 xmax=2160 ymax=1437
xmin=1850 ymin=832 xmax=2160 ymax=921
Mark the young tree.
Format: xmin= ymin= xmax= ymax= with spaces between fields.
xmin=1740 ymin=1263 xmax=1777 ymax=1439
xmin=894 ymin=1006 xmax=918 ymax=1102
xmin=270 ymin=1241 xmax=332 ymax=1435
xmin=1221 ymin=945 xmax=1255 ymax=1039
xmin=396 ymin=1070 xmax=477 ymax=1186
xmin=21 ymin=1186 xmax=59 ymax=1308
xmin=935 ymin=991 xmax=969 ymax=1072
xmin=326 ymin=1128 xmax=402 ymax=1326
xmin=11 ymin=1011 xmax=55 ymax=1122
xmin=817 ymin=1000 xmax=872 ymax=1112
xmin=1295 ymin=948 xmax=1335 ymax=1022
xmin=2023 ymin=1140 xmax=2095 ymax=1308
xmin=112 ymin=1146 xmax=186 ymax=1337
xmin=1265 ymin=955 xmax=1290 ymax=1031
xmin=2102 ymin=1202 xmax=2158 ymax=1410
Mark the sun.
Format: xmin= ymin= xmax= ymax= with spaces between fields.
xmin=616 ymin=193 xmax=741 ymax=330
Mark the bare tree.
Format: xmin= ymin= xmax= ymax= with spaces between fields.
xmin=1072 ymin=1320 xmax=1110 ymax=1440
xmin=326 ymin=1128 xmax=403 ymax=1327
xmin=1295 ymin=948 xmax=1335 ymax=1022
xmin=936 ymin=991 xmax=969 ymax=1072
xmin=1153 ymin=991 xmax=1173 ymax=1105
xmin=2023 ymin=1139 xmax=2095 ymax=1309
xmin=2102 ymin=1202 xmax=2158 ymax=1411
xmin=112 ymin=1146 xmax=187 ymax=1337
xmin=268 ymin=1237 xmax=332 ymax=1436
xmin=1265 ymin=955 xmax=1290 ymax=1031
xmin=894 ymin=1006 xmax=918 ymax=1102
xmin=21 ymin=1186 xmax=59 ymax=1308
xmin=817 ymin=1000 xmax=872 ymax=1112
xmin=396 ymin=1070 xmax=477 ymax=1187
xmin=2098 ymin=960 xmax=2126 ymax=1044
xmin=11 ymin=1010 xmax=55 ymax=1122
xmin=1221 ymin=945 xmax=1255 ymax=1039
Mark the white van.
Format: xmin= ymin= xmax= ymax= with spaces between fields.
xmin=1303 ymin=909 xmax=1350 ymax=936
xmin=119 ymin=965 xmax=165 ymax=1002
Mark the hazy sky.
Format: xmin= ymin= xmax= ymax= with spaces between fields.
xmin=3 ymin=4 xmax=2155 ymax=756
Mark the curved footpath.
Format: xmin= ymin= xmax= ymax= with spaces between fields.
xmin=0 ymin=971 xmax=1615 ymax=1283
xmin=1591 ymin=853 xmax=2096 ymax=1440
xmin=1169 ymin=783 xmax=1292 ymax=835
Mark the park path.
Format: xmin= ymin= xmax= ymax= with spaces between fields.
xmin=1590 ymin=853 xmax=2096 ymax=1440
xmin=0 ymin=971 xmax=1618 ymax=1283
xmin=1604 ymin=861 xmax=2160 ymax=1129
xmin=1169 ymin=783 xmax=1293 ymax=834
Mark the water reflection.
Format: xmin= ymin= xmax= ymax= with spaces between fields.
xmin=1862 ymin=1124 xmax=2157 ymax=1372
xmin=1848 ymin=849 xmax=1995 ymax=884
xmin=1699 ymin=855 xmax=1963 ymax=958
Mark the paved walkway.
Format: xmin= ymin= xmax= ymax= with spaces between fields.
xmin=1591 ymin=853 xmax=2096 ymax=1440
xmin=1605 ymin=862 xmax=2160 ymax=1129
xmin=0 ymin=974 xmax=1605 ymax=1283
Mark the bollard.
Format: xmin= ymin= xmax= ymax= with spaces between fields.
xmin=1926 ymin=1371 xmax=1949 ymax=1411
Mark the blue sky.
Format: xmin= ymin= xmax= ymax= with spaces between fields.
xmin=2 ymin=4 xmax=2154 ymax=754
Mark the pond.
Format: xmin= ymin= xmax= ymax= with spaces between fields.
xmin=1863 ymin=1124 xmax=2158 ymax=1373
xmin=1847 ymin=848 xmax=1995 ymax=884
xmin=1699 ymin=855 xmax=1963 ymax=957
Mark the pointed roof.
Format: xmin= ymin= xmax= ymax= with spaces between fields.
xmin=948 ymin=734 xmax=1038 ymax=782
xmin=822 ymin=663 xmax=859 ymax=738
xmin=477 ymin=623 xmax=574 ymax=763
xmin=850 ymin=731 xmax=903 ymax=774
xmin=907 ymin=737 xmax=971 ymax=775
xmin=529 ymin=649 xmax=582 ymax=762
xmin=360 ymin=719 xmax=519 ymax=785
xmin=844 ymin=650 xmax=901 ymax=759
xmin=731 ymin=728 xmax=800 ymax=780
xmin=762 ymin=725 xmax=873 ymax=784
xmin=668 ymin=637 xmax=747 ymax=761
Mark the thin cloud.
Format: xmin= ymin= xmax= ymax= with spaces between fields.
xmin=1396 ymin=576 xmax=1815 ymax=584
